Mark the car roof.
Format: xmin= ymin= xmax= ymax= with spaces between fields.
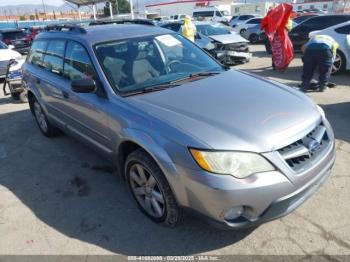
xmin=36 ymin=24 xmax=172 ymax=46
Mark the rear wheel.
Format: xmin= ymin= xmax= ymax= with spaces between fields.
xmin=125 ymin=149 xmax=183 ymax=227
xmin=331 ymin=51 xmax=346 ymax=75
xmin=32 ymin=98 xmax=57 ymax=137
xmin=249 ymin=33 xmax=259 ymax=44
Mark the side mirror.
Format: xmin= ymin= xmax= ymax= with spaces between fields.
xmin=71 ymin=79 xmax=96 ymax=93
xmin=8 ymin=45 xmax=15 ymax=49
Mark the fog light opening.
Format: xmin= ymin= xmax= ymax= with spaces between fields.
xmin=224 ymin=206 xmax=244 ymax=221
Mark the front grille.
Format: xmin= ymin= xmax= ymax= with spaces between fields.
xmin=278 ymin=123 xmax=330 ymax=172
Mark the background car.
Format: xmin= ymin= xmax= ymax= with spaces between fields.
xmin=0 ymin=41 xmax=22 ymax=78
xmin=289 ymin=14 xmax=350 ymax=51
xmin=193 ymin=7 xmax=228 ymax=24
xmin=232 ymin=17 xmax=262 ymax=35
xmin=309 ymin=21 xmax=350 ymax=74
xmin=159 ymin=21 xmax=217 ymax=57
xmin=195 ymin=21 xmax=251 ymax=64
xmin=292 ymin=14 xmax=318 ymax=25
xmin=241 ymin=24 xmax=264 ymax=43
xmin=0 ymin=29 xmax=31 ymax=54
xmin=229 ymin=14 xmax=257 ymax=27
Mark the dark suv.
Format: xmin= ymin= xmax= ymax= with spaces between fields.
xmin=289 ymin=15 xmax=350 ymax=50
xmin=0 ymin=29 xmax=31 ymax=54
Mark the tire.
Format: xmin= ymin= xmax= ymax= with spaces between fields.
xmin=125 ymin=149 xmax=183 ymax=227
xmin=249 ymin=34 xmax=259 ymax=44
xmin=240 ymin=29 xmax=246 ymax=35
xmin=10 ymin=92 xmax=20 ymax=101
xmin=32 ymin=97 xmax=57 ymax=137
xmin=19 ymin=91 xmax=28 ymax=103
xmin=331 ymin=51 xmax=346 ymax=75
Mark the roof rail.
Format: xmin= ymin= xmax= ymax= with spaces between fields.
xmin=89 ymin=19 xmax=155 ymax=27
xmin=44 ymin=24 xmax=87 ymax=34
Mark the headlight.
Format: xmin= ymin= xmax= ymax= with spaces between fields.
xmin=189 ymin=149 xmax=275 ymax=179
xmin=316 ymin=105 xmax=325 ymax=118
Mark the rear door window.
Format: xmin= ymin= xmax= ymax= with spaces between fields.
xmin=27 ymin=40 xmax=48 ymax=67
xmin=239 ymin=15 xmax=254 ymax=20
xmin=64 ymin=41 xmax=96 ymax=81
xmin=248 ymin=18 xmax=262 ymax=24
xmin=43 ymin=39 xmax=66 ymax=75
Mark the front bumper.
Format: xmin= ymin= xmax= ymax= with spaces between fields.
xmin=217 ymin=50 xmax=252 ymax=65
xmin=172 ymin=140 xmax=335 ymax=229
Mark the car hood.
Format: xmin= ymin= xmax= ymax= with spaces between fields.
xmin=0 ymin=49 xmax=21 ymax=61
xmin=208 ymin=33 xmax=248 ymax=44
xmin=127 ymin=70 xmax=320 ymax=152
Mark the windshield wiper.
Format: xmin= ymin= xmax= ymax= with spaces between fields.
xmin=188 ymin=71 xmax=222 ymax=78
xmin=122 ymin=83 xmax=179 ymax=97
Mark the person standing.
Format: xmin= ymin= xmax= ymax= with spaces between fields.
xmin=300 ymin=34 xmax=339 ymax=92
xmin=181 ymin=16 xmax=196 ymax=42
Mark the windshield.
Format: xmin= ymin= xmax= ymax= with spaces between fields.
xmin=0 ymin=41 xmax=7 ymax=49
xmin=196 ymin=23 xmax=231 ymax=36
xmin=95 ymin=34 xmax=223 ymax=95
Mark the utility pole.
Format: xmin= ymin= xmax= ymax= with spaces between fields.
xmin=41 ymin=0 xmax=47 ymax=20
xmin=130 ymin=0 xmax=134 ymax=19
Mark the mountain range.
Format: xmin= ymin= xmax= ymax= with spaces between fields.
xmin=0 ymin=3 xmax=103 ymax=15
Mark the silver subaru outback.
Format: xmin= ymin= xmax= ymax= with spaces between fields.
xmin=22 ymin=24 xmax=335 ymax=229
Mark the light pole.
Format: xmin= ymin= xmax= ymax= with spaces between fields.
xmin=130 ymin=0 xmax=134 ymax=19
xmin=41 ymin=0 xmax=47 ymax=20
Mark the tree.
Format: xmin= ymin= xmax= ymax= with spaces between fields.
xmin=104 ymin=0 xmax=130 ymax=16
xmin=19 ymin=15 xmax=26 ymax=21
xmin=29 ymin=14 xmax=35 ymax=20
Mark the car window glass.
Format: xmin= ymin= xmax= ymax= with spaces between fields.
xmin=215 ymin=11 xmax=222 ymax=17
xmin=43 ymin=40 xmax=66 ymax=75
xmin=0 ymin=41 xmax=7 ymax=49
xmin=335 ymin=24 xmax=350 ymax=34
xmin=27 ymin=40 xmax=47 ymax=67
xmin=64 ymin=41 xmax=96 ymax=81
xmin=249 ymin=18 xmax=261 ymax=24
xmin=239 ymin=15 xmax=253 ymax=20
xmin=193 ymin=11 xmax=214 ymax=18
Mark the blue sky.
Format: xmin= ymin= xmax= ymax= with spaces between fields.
xmin=0 ymin=0 xmax=65 ymax=6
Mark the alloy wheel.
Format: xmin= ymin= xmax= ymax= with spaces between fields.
xmin=129 ymin=163 xmax=165 ymax=218
xmin=34 ymin=102 xmax=48 ymax=133
xmin=332 ymin=53 xmax=342 ymax=74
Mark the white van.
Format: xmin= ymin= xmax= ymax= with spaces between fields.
xmin=193 ymin=7 xmax=228 ymax=23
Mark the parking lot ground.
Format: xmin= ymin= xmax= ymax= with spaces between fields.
xmin=0 ymin=44 xmax=349 ymax=256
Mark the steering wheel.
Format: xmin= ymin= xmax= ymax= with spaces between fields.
xmin=166 ymin=59 xmax=182 ymax=72
xmin=166 ymin=60 xmax=203 ymax=73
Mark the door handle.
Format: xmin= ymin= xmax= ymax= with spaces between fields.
xmin=62 ymin=90 xmax=69 ymax=99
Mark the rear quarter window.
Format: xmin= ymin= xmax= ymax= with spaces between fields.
xmin=27 ymin=40 xmax=48 ymax=67
xmin=335 ymin=24 xmax=350 ymax=34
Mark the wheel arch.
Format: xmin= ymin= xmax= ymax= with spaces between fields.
xmin=117 ymin=129 xmax=184 ymax=205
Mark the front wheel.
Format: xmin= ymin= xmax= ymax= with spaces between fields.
xmin=125 ymin=149 xmax=183 ymax=227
